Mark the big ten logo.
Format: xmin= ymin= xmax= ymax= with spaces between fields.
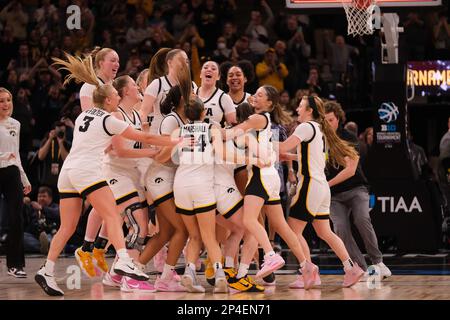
xmin=366 ymin=265 xmax=382 ymax=289
xmin=66 ymin=265 xmax=81 ymax=290
xmin=380 ymin=124 xmax=397 ymax=132
xmin=66 ymin=5 xmax=81 ymax=30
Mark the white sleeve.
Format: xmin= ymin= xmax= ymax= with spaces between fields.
xmin=192 ymin=81 xmax=198 ymax=92
xmin=144 ymin=78 xmax=160 ymax=97
xmin=79 ymin=83 xmax=96 ymax=98
xmin=159 ymin=116 xmax=179 ymax=135
xmin=293 ymin=122 xmax=315 ymax=143
xmin=103 ymin=115 xmax=130 ymax=136
xmin=221 ymin=93 xmax=236 ymax=115
xmin=13 ymin=122 xmax=30 ymax=187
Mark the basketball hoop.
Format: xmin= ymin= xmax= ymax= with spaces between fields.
xmin=342 ymin=0 xmax=378 ymax=36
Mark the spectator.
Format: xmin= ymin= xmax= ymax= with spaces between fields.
xmin=432 ymin=11 xmax=450 ymax=59
xmin=306 ymin=66 xmax=328 ymax=97
xmin=256 ymin=48 xmax=288 ymax=92
xmin=222 ymin=22 xmax=238 ymax=50
xmin=274 ymin=40 xmax=287 ymax=65
xmin=0 ymin=87 xmax=31 ymax=278
xmin=9 ymin=43 xmax=33 ymax=77
xmin=230 ymin=35 xmax=258 ymax=65
xmin=0 ymin=26 xmax=18 ymax=72
xmin=344 ymin=121 xmax=358 ymax=137
xmin=37 ymin=120 xmax=72 ymax=195
xmin=245 ymin=0 xmax=274 ymax=56
xmin=172 ymin=1 xmax=194 ymax=40
xmin=439 ymin=117 xmax=450 ymax=210
xmin=285 ymin=30 xmax=311 ymax=96
xmin=325 ymin=33 xmax=359 ymax=85
xmin=324 ymin=101 xmax=391 ymax=278
xmin=0 ymin=1 xmax=29 ymax=41
xmin=12 ymin=87 xmax=34 ymax=166
xmin=126 ymin=12 xmax=154 ymax=47
xmin=3 ymin=70 xmax=20 ymax=96
xmin=23 ymin=186 xmax=60 ymax=254
xmin=408 ymin=134 xmax=429 ymax=179
xmin=404 ymin=12 xmax=427 ymax=61
xmin=194 ymin=0 xmax=222 ymax=53
xmin=212 ymin=36 xmax=231 ymax=64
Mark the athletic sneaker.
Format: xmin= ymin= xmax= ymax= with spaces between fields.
xmin=255 ymin=253 xmax=285 ymax=279
xmin=35 ymin=266 xmax=64 ymax=296
xmin=181 ymin=266 xmax=205 ymax=293
xmin=343 ymin=263 xmax=365 ymax=287
xmin=223 ymin=268 xmax=237 ymax=283
xmin=228 ymin=275 xmax=265 ymax=293
xmin=204 ymin=257 xmax=215 ymax=286
xmin=172 ymin=270 xmax=181 ymax=282
xmin=75 ymin=247 xmax=96 ymax=278
xmin=92 ymin=248 xmax=108 ymax=274
xmin=261 ymin=273 xmax=276 ymax=286
xmin=8 ymin=267 xmax=27 ymax=278
xmin=300 ymin=261 xmax=319 ymax=290
xmin=155 ymin=275 xmax=186 ymax=292
xmin=289 ymin=267 xmax=322 ymax=289
xmin=114 ymin=257 xmax=149 ymax=281
xmin=154 ymin=245 xmax=167 ymax=273
xmin=376 ymin=262 xmax=392 ymax=279
xmin=102 ymin=272 xmax=123 ymax=288
xmin=214 ymin=268 xmax=228 ymax=293
xmin=120 ymin=277 xmax=156 ymax=293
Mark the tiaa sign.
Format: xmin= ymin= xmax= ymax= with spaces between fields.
xmin=369 ymin=195 xmax=423 ymax=213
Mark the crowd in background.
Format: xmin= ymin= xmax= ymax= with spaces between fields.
xmin=0 ymin=0 xmax=449 ymax=253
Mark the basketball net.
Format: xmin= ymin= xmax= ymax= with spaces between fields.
xmin=342 ymin=0 xmax=377 ymax=36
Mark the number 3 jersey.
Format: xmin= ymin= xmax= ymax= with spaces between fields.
xmin=62 ymin=107 xmax=129 ymax=170
xmin=175 ymin=122 xmax=214 ymax=186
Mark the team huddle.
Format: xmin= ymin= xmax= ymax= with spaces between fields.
xmin=34 ymin=47 xmax=365 ymax=297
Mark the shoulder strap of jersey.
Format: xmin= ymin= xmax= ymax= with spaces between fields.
xmin=260 ymin=112 xmax=270 ymax=130
xmin=134 ymin=109 xmax=142 ymax=125
xmin=304 ymin=121 xmax=316 ymax=144
xmin=157 ymin=77 xmax=162 ymax=96
xmin=117 ymin=106 xmax=126 ymax=121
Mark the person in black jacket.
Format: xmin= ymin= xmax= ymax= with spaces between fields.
xmin=324 ymin=101 xmax=391 ymax=279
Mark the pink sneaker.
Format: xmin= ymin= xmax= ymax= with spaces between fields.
xmin=255 ymin=254 xmax=285 ymax=279
xmin=300 ymin=261 xmax=319 ymax=290
xmin=154 ymin=246 xmax=168 ymax=273
xmin=155 ymin=276 xmax=186 ymax=292
xmin=289 ymin=266 xmax=321 ymax=289
xmin=102 ymin=272 xmax=123 ymax=288
xmin=120 ymin=277 xmax=156 ymax=293
xmin=343 ymin=263 xmax=364 ymax=288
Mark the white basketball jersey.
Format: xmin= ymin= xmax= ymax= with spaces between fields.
xmin=248 ymin=112 xmax=277 ymax=176
xmin=176 ymin=122 xmax=214 ymax=185
xmin=63 ymin=107 xmax=129 ymax=170
xmin=103 ymin=106 xmax=143 ymax=169
xmin=145 ymin=76 xmax=197 ymax=134
xmin=293 ymin=121 xmax=327 ymax=183
xmin=196 ymin=87 xmax=234 ymax=126
xmin=231 ymin=92 xmax=251 ymax=108
xmin=214 ymin=139 xmax=240 ymax=186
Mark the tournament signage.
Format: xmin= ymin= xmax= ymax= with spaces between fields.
xmin=407 ymin=60 xmax=450 ymax=97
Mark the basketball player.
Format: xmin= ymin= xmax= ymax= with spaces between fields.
xmin=223 ymin=85 xmax=318 ymax=289
xmin=35 ymin=53 xmax=178 ymax=296
xmin=279 ymin=95 xmax=365 ymax=288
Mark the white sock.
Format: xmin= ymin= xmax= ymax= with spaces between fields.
xmin=84 ymin=237 xmax=95 ymax=242
xmin=343 ymin=258 xmax=354 ymax=270
xmin=237 ymin=263 xmax=249 ymax=279
xmin=225 ymin=256 xmax=235 ymax=268
xmin=213 ymin=262 xmax=222 ymax=271
xmin=44 ymin=259 xmax=55 ymax=275
xmin=264 ymin=251 xmax=276 ymax=259
xmin=188 ymin=262 xmax=197 ymax=272
xmin=116 ymin=249 xmax=130 ymax=260
xmin=161 ymin=263 xmax=175 ymax=280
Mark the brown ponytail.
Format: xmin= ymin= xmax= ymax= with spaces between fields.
xmin=306 ymin=96 xmax=358 ymax=167
xmin=262 ymin=85 xmax=293 ymax=126
xmin=148 ymin=47 xmax=171 ymax=83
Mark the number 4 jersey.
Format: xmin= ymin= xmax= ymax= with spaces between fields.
xmin=62 ymin=107 xmax=129 ymax=170
xmin=175 ymin=122 xmax=215 ymax=186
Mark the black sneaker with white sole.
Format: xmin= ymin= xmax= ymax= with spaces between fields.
xmin=35 ymin=266 xmax=64 ymax=296
xmin=8 ymin=267 xmax=27 ymax=278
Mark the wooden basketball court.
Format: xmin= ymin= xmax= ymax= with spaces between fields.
xmin=1 ymin=254 xmax=449 ymax=300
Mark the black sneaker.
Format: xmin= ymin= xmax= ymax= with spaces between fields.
xmin=8 ymin=267 xmax=27 ymax=278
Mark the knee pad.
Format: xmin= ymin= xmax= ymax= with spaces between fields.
xmin=121 ymin=202 xmax=143 ymax=251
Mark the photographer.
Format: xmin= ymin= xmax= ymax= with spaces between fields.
xmin=255 ymin=47 xmax=288 ymax=92
xmin=37 ymin=119 xmax=72 ymax=195
xmin=23 ymin=186 xmax=60 ymax=254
